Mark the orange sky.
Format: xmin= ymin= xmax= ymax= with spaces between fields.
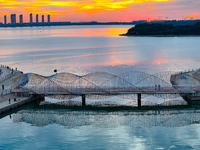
xmin=0 ymin=0 xmax=200 ymax=23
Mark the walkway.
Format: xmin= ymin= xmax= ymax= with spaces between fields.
xmin=0 ymin=65 xmax=33 ymax=115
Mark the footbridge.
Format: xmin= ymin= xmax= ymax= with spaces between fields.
xmin=12 ymin=70 xmax=200 ymax=108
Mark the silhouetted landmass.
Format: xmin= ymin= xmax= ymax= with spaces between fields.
xmin=123 ymin=22 xmax=200 ymax=36
xmin=0 ymin=19 xmax=200 ymax=28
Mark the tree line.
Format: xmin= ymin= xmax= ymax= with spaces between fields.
xmin=124 ymin=22 xmax=200 ymax=36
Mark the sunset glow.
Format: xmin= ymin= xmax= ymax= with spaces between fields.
xmin=0 ymin=0 xmax=200 ymax=23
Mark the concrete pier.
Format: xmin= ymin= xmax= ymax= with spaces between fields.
xmin=0 ymin=65 xmax=38 ymax=115
xmin=0 ymin=93 xmax=45 ymax=114
xmin=0 ymin=94 xmax=34 ymax=115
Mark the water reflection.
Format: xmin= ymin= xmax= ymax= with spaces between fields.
xmin=13 ymin=109 xmax=200 ymax=128
xmin=0 ymin=25 xmax=131 ymax=39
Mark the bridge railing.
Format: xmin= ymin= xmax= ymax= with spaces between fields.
xmin=13 ymin=85 xmax=196 ymax=95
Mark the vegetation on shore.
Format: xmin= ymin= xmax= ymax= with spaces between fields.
xmin=123 ymin=22 xmax=200 ymax=36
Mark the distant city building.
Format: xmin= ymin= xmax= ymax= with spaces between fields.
xmin=36 ymin=14 xmax=39 ymax=23
xmin=11 ymin=14 xmax=13 ymax=24
xmin=30 ymin=13 xmax=33 ymax=24
xmin=19 ymin=14 xmax=23 ymax=24
xmin=42 ymin=15 xmax=44 ymax=23
xmin=10 ymin=14 xmax=16 ymax=24
xmin=4 ymin=15 xmax=7 ymax=24
xmin=47 ymin=15 xmax=50 ymax=23
xmin=14 ymin=14 xmax=16 ymax=24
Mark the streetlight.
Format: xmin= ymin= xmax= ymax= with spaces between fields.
xmin=54 ymin=69 xmax=57 ymax=74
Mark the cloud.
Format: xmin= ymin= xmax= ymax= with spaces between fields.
xmin=0 ymin=0 xmax=200 ymax=22
xmin=0 ymin=0 xmax=172 ymax=11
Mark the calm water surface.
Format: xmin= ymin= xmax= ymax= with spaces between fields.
xmin=1 ymin=25 xmax=200 ymax=75
xmin=1 ymin=25 xmax=200 ymax=149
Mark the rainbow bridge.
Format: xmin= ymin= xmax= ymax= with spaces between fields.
xmin=13 ymin=71 xmax=200 ymax=108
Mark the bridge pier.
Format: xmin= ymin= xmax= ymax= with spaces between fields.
xmin=82 ymin=94 xmax=86 ymax=107
xmin=137 ymin=93 xmax=141 ymax=109
xmin=33 ymin=94 xmax=45 ymax=105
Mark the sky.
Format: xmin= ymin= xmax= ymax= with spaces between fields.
xmin=0 ymin=0 xmax=200 ymax=23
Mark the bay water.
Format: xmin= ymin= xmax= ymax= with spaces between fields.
xmin=0 ymin=25 xmax=200 ymax=149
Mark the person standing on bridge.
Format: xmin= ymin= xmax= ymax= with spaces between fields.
xmin=9 ymin=98 xmax=11 ymax=104
xmin=155 ymin=84 xmax=157 ymax=91
xmin=158 ymin=84 xmax=161 ymax=91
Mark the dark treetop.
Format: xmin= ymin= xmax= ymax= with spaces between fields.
xmin=123 ymin=22 xmax=200 ymax=36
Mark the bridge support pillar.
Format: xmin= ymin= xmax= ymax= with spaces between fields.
xmin=137 ymin=93 xmax=141 ymax=109
xmin=34 ymin=94 xmax=45 ymax=105
xmin=187 ymin=100 xmax=192 ymax=106
xmin=82 ymin=94 xmax=86 ymax=107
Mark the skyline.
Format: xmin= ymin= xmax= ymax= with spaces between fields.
xmin=0 ymin=0 xmax=200 ymax=23
xmin=3 ymin=13 xmax=51 ymax=25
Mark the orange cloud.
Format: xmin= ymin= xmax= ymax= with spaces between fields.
xmin=153 ymin=59 xmax=169 ymax=65
xmin=0 ymin=0 xmax=172 ymax=11
xmin=185 ymin=15 xmax=199 ymax=20
xmin=75 ymin=0 xmax=171 ymax=12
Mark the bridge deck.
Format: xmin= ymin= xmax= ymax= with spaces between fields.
xmin=14 ymin=87 xmax=196 ymax=95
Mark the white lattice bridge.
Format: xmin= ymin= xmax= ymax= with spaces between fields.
xmin=12 ymin=71 xmax=200 ymax=107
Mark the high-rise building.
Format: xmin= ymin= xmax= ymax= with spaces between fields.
xmin=36 ymin=14 xmax=39 ymax=23
xmin=10 ymin=14 xmax=16 ymax=24
xmin=4 ymin=15 xmax=7 ymax=24
xmin=14 ymin=14 xmax=16 ymax=24
xmin=42 ymin=15 xmax=44 ymax=23
xmin=47 ymin=15 xmax=50 ymax=23
xmin=10 ymin=14 xmax=13 ymax=24
xmin=11 ymin=14 xmax=14 ymax=24
xmin=19 ymin=14 xmax=23 ymax=24
xmin=30 ymin=13 xmax=33 ymax=24
xmin=10 ymin=14 xmax=12 ymax=24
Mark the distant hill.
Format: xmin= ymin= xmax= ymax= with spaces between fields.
xmin=122 ymin=22 xmax=200 ymax=36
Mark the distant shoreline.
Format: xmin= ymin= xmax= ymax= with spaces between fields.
xmin=0 ymin=22 xmax=135 ymax=28
xmin=1 ymin=19 xmax=200 ymax=28
xmin=120 ymin=34 xmax=200 ymax=37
